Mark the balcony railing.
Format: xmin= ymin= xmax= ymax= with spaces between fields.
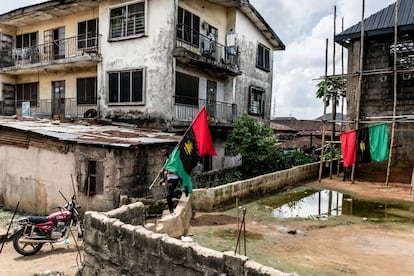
xmin=10 ymin=98 xmax=97 ymax=118
xmin=2 ymin=35 xmax=101 ymax=69
xmin=173 ymin=97 xmax=236 ymax=124
xmin=175 ymin=24 xmax=240 ymax=75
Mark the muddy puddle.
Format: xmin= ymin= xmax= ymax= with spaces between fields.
xmin=252 ymin=185 xmax=414 ymax=223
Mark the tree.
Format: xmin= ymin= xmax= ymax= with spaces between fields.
xmin=226 ymin=114 xmax=316 ymax=178
xmin=316 ymin=76 xmax=345 ymax=107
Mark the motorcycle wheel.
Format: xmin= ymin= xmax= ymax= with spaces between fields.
xmin=13 ymin=229 xmax=44 ymax=256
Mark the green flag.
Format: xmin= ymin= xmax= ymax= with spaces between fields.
xmin=368 ymin=123 xmax=389 ymax=162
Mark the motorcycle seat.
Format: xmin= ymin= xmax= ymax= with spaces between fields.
xmin=27 ymin=216 xmax=49 ymax=223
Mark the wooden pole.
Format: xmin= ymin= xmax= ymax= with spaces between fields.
xmin=351 ymin=0 xmax=365 ymax=183
xmin=338 ymin=16 xmax=345 ymax=177
xmin=318 ymin=38 xmax=329 ymax=182
xmin=386 ymin=0 xmax=399 ymax=186
xmin=330 ymin=5 xmax=337 ymax=179
xmin=0 ymin=201 xmax=19 ymax=254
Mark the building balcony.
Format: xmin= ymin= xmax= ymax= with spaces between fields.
xmin=174 ymin=24 xmax=241 ymax=76
xmin=0 ymin=98 xmax=97 ymax=119
xmin=173 ymin=97 xmax=236 ymax=127
xmin=0 ymin=35 xmax=101 ymax=75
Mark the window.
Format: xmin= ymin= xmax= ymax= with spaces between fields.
xmin=175 ymin=72 xmax=199 ymax=106
xmin=177 ymin=7 xmax=200 ymax=47
xmin=110 ymin=2 xmax=145 ymax=39
xmin=248 ymin=86 xmax=264 ymax=116
xmin=78 ymin=18 xmax=98 ymax=49
xmin=85 ymin=160 xmax=103 ymax=195
xmin=108 ymin=70 xmax=144 ymax=104
xmin=77 ymin=77 xmax=97 ymax=105
xmin=16 ymin=32 xmax=37 ymax=49
xmin=257 ymin=44 xmax=270 ymax=71
xmin=16 ymin=82 xmax=38 ymax=107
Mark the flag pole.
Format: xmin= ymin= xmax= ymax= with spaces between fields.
xmin=148 ymin=107 xmax=207 ymax=190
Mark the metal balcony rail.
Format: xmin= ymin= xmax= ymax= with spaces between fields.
xmin=12 ymin=98 xmax=97 ymax=118
xmin=174 ymin=96 xmax=236 ymax=124
xmin=175 ymin=24 xmax=239 ymax=70
xmin=3 ymin=35 xmax=101 ymax=68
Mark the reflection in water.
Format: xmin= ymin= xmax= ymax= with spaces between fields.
xmin=271 ymin=190 xmax=343 ymax=218
xmin=264 ymin=186 xmax=414 ymax=222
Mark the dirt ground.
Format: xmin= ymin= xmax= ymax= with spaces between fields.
xmin=1 ymin=177 xmax=413 ymax=275
xmin=189 ymin=177 xmax=414 ymax=276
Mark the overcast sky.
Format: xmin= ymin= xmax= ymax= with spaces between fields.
xmin=0 ymin=0 xmax=397 ymax=119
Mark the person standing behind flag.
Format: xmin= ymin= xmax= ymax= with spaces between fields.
xmin=159 ymin=145 xmax=187 ymax=214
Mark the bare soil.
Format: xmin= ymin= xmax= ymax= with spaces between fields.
xmin=1 ymin=177 xmax=413 ymax=275
xmin=188 ymin=177 xmax=414 ymax=276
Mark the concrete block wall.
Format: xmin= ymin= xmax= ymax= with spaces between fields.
xmin=191 ymin=162 xmax=320 ymax=211
xmin=82 ymin=202 xmax=297 ymax=276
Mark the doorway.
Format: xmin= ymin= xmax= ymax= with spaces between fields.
xmin=207 ymin=80 xmax=217 ymax=119
xmin=52 ymin=81 xmax=65 ymax=118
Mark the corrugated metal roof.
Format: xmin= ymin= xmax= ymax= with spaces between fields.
xmin=0 ymin=117 xmax=180 ymax=148
xmin=335 ymin=0 xmax=414 ymax=43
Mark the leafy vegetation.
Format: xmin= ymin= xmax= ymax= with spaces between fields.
xmin=316 ymin=76 xmax=345 ymax=107
xmin=225 ymin=114 xmax=316 ymax=178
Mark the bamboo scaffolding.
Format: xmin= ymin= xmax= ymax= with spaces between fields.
xmin=329 ymin=5 xmax=337 ymax=179
xmin=386 ymin=0 xmax=399 ymax=186
xmin=318 ymin=38 xmax=329 ymax=182
xmin=351 ymin=0 xmax=365 ymax=183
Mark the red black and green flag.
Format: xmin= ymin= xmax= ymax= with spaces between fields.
xmin=163 ymin=107 xmax=217 ymax=193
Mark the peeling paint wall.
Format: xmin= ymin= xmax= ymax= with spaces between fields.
xmin=98 ymin=0 xmax=176 ymax=126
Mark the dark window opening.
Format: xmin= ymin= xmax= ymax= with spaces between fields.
xmin=257 ymin=44 xmax=271 ymax=71
xmin=248 ymin=86 xmax=264 ymax=116
xmin=77 ymin=77 xmax=97 ymax=105
xmin=108 ymin=69 xmax=144 ymax=104
xmin=85 ymin=160 xmax=103 ymax=195
xmin=175 ymin=72 xmax=199 ymax=106
xmin=78 ymin=18 xmax=98 ymax=49
xmin=16 ymin=82 xmax=38 ymax=107
xmin=177 ymin=7 xmax=200 ymax=47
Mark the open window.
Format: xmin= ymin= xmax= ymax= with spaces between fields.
xmin=175 ymin=71 xmax=199 ymax=106
xmin=248 ymin=86 xmax=265 ymax=116
xmin=84 ymin=160 xmax=103 ymax=195
xmin=77 ymin=77 xmax=97 ymax=105
xmin=109 ymin=1 xmax=146 ymax=40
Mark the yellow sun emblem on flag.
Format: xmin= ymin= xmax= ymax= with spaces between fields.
xmin=184 ymin=140 xmax=194 ymax=155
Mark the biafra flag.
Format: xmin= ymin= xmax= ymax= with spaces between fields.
xmin=163 ymin=107 xmax=217 ymax=193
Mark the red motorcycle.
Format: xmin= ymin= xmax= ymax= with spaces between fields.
xmin=10 ymin=194 xmax=83 ymax=256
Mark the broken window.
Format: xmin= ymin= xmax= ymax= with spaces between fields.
xmin=78 ymin=18 xmax=98 ymax=49
xmin=177 ymin=7 xmax=200 ymax=48
xmin=85 ymin=160 xmax=103 ymax=195
xmin=110 ymin=2 xmax=145 ymax=39
xmin=16 ymin=82 xmax=38 ymax=107
xmin=77 ymin=77 xmax=97 ymax=105
xmin=248 ymin=86 xmax=264 ymax=116
xmin=108 ymin=69 xmax=144 ymax=104
xmin=175 ymin=71 xmax=199 ymax=106
xmin=257 ymin=44 xmax=270 ymax=71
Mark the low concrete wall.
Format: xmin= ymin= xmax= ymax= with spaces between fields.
xmin=192 ymin=162 xmax=320 ymax=211
xmin=82 ymin=203 xmax=297 ymax=276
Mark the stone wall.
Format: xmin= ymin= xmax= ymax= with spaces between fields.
xmin=82 ymin=202 xmax=297 ymax=276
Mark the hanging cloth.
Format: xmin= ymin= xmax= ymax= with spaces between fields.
xmin=368 ymin=123 xmax=389 ymax=162
xmin=340 ymin=130 xmax=356 ymax=167
xmin=356 ymin=127 xmax=371 ymax=163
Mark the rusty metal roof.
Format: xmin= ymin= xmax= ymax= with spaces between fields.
xmin=0 ymin=116 xmax=180 ymax=148
xmin=336 ymin=0 xmax=414 ymax=45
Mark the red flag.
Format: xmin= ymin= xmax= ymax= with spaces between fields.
xmin=191 ymin=107 xmax=217 ymax=156
xmin=340 ymin=130 xmax=356 ymax=167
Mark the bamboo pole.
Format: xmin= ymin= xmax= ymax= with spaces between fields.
xmin=386 ymin=0 xmax=399 ymax=186
xmin=351 ymin=0 xmax=365 ymax=183
xmin=330 ymin=5 xmax=337 ymax=179
xmin=318 ymin=38 xmax=329 ymax=182
xmin=338 ymin=16 xmax=345 ymax=177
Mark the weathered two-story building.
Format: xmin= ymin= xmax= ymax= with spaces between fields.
xmin=335 ymin=0 xmax=413 ymax=183
xmin=0 ymin=0 xmax=285 ymax=212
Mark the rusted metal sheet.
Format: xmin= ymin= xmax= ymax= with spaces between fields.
xmin=0 ymin=129 xmax=29 ymax=148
